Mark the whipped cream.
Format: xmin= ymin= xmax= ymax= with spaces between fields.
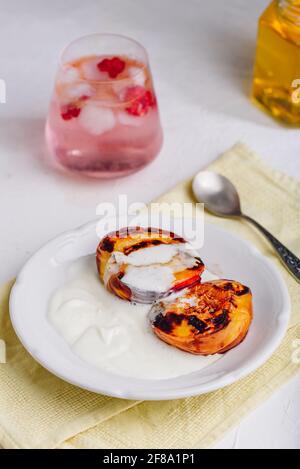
xmin=113 ymin=243 xmax=181 ymax=266
xmin=122 ymin=265 xmax=175 ymax=293
xmin=108 ymin=243 xmax=201 ymax=294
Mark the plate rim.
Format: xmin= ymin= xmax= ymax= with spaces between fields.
xmin=9 ymin=219 xmax=291 ymax=400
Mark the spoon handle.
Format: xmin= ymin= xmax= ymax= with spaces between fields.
xmin=242 ymin=214 xmax=300 ymax=283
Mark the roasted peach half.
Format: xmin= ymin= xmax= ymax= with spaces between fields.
xmin=149 ymin=280 xmax=253 ymax=355
xmin=96 ymin=227 xmax=205 ymax=303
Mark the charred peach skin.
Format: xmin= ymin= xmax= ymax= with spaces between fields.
xmin=96 ymin=227 xmax=205 ymax=302
xmin=150 ymin=280 xmax=253 ymax=355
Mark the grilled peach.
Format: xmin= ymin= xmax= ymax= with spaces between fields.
xmin=149 ymin=280 xmax=253 ymax=355
xmin=96 ymin=226 xmax=205 ymax=303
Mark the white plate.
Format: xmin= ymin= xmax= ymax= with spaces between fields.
xmin=10 ymin=219 xmax=291 ymax=400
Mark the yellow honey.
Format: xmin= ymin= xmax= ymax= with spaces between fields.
xmin=252 ymin=0 xmax=300 ymax=125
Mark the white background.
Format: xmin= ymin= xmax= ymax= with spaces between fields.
xmin=0 ymin=0 xmax=299 ymax=449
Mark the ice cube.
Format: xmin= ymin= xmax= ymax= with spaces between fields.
xmin=81 ymin=58 xmax=109 ymax=81
xmin=118 ymin=111 xmax=142 ymax=127
xmin=66 ymin=83 xmax=95 ymax=100
xmin=58 ymin=66 xmax=80 ymax=84
xmin=78 ymin=103 xmax=116 ymax=135
xmin=128 ymin=67 xmax=146 ymax=87
xmin=112 ymin=81 xmax=126 ymax=99
xmin=113 ymin=68 xmax=146 ymax=101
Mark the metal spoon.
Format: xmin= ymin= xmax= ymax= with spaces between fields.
xmin=192 ymin=171 xmax=300 ymax=283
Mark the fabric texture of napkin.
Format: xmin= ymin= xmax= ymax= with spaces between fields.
xmin=0 ymin=143 xmax=299 ymax=449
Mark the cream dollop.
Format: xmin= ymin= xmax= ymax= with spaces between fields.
xmin=108 ymin=243 xmax=201 ymax=294
xmin=113 ymin=244 xmax=181 ymax=266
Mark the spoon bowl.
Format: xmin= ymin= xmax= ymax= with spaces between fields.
xmin=192 ymin=171 xmax=241 ymax=217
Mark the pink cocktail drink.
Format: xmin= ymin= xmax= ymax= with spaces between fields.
xmin=46 ymin=35 xmax=163 ymax=178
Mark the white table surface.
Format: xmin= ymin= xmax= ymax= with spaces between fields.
xmin=0 ymin=0 xmax=299 ymax=449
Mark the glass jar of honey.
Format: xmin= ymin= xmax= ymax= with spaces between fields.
xmin=252 ymin=0 xmax=300 ymax=125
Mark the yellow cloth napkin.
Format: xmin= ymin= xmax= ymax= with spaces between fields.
xmin=0 ymin=143 xmax=299 ymax=449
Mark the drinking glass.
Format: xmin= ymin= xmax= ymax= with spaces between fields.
xmin=45 ymin=34 xmax=163 ymax=178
